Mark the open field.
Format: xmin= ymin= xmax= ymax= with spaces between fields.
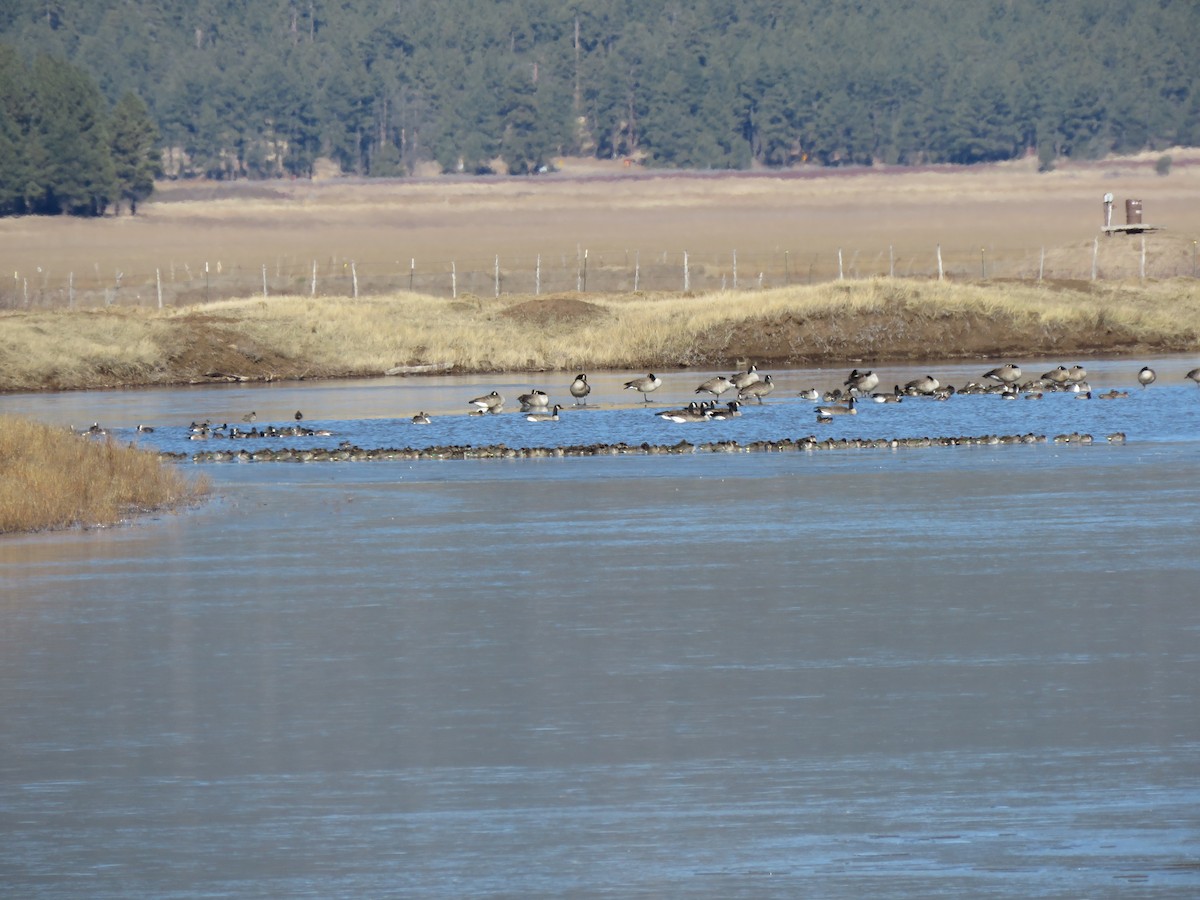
xmin=2 ymin=150 xmax=1200 ymax=307
xmin=1 ymin=151 xmax=1198 ymax=392
xmin=0 ymin=416 xmax=209 ymax=533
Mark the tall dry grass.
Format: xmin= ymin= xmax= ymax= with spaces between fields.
xmin=0 ymin=416 xmax=209 ymax=534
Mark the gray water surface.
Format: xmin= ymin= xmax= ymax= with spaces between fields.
xmin=3 ymin=361 xmax=1200 ymax=898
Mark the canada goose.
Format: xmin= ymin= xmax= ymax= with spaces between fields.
xmin=411 ymin=412 xmax=431 ymax=424
xmin=904 ymin=375 xmax=940 ymax=395
xmin=135 ymin=424 xmax=155 ymax=433
xmin=707 ymin=400 xmax=742 ymax=419
xmin=624 ymin=373 xmax=661 ymax=402
xmin=695 ymin=375 xmax=737 ymax=396
xmin=844 ymin=368 xmax=880 ymax=394
xmin=518 ymin=389 xmax=550 ymax=410
xmin=872 ymin=385 xmax=903 ymax=403
xmin=1067 ymin=365 xmax=1087 ymax=383
xmin=1138 ymin=366 xmax=1156 ymax=387
xmin=526 ymin=404 xmax=562 ymax=422
xmin=569 ymin=373 xmax=591 ymax=404
xmin=294 ymin=410 xmax=304 ymax=421
xmin=662 ymin=406 xmax=710 ymax=423
xmin=1098 ymin=389 xmax=1128 ymax=399
xmin=469 ymin=390 xmax=505 ymax=413
xmin=242 ymin=411 xmax=257 ymax=423
xmin=657 ymin=401 xmax=711 ymax=420
xmin=87 ymin=422 xmax=106 ymax=435
xmin=731 ymin=364 xmax=760 ymax=390
xmin=983 ymin=363 xmax=1022 ymax=387
xmin=1041 ymin=366 xmax=1070 ymax=385
xmin=738 ymin=374 xmax=775 ymax=403
xmin=797 ymin=387 xmax=820 ymax=401
xmin=816 ymin=396 xmax=857 ymax=417
xmin=1186 ymin=367 xmax=1200 ymax=385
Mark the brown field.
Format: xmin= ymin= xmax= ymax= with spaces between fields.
xmin=1 ymin=151 xmax=1199 ymax=393
xmin=3 ymin=149 xmax=1200 ymax=306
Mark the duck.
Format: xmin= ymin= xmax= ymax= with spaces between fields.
xmin=816 ymin=396 xmax=857 ymax=418
xmin=294 ymin=410 xmax=304 ymax=421
xmin=569 ymin=374 xmax=591 ymax=405
xmin=135 ymin=424 xmax=155 ymax=433
xmin=411 ymin=412 xmax=432 ymax=424
xmin=624 ymin=373 xmax=662 ymax=402
xmin=695 ymin=374 xmax=737 ymax=397
xmin=525 ymin=404 xmax=562 ymax=422
xmin=1137 ymin=366 xmax=1156 ymax=388
xmin=241 ymin=411 xmax=257 ymax=423
xmin=731 ymin=364 xmax=761 ymax=390
xmin=797 ymin=387 xmax=820 ymax=401
xmin=518 ymin=389 xmax=550 ymax=410
xmin=738 ymin=374 xmax=774 ymax=403
xmin=469 ymin=390 xmax=505 ymax=413
xmin=1098 ymin=389 xmax=1128 ymax=399
xmin=844 ymin=368 xmax=880 ymax=394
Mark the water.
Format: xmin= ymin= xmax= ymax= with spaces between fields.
xmin=3 ymin=358 xmax=1200 ymax=897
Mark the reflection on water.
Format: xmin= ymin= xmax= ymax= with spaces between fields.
xmin=2 ymin=358 xmax=1200 ymax=898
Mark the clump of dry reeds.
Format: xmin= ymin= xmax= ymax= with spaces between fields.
xmin=0 ymin=416 xmax=209 ymax=534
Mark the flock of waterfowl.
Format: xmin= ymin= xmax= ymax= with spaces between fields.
xmin=127 ymin=359 xmax=1196 ymax=464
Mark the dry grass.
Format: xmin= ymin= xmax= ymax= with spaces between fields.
xmin=2 ymin=278 xmax=1197 ymax=392
xmin=0 ymin=416 xmax=209 ymax=534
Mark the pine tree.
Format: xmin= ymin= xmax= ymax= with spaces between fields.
xmin=109 ymin=91 xmax=159 ymax=214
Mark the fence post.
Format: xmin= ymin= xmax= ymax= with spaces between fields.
xmin=683 ymin=251 xmax=689 ymax=292
xmin=351 ymin=260 xmax=358 ymax=298
xmin=1039 ymin=247 xmax=1045 ymax=283
xmin=784 ymin=250 xmax=790 ymax=284
xmin=1140 ymin=237 xmax=1146 ymax=282
xmin=732 ymin=249 xmax=738 ymax=289
xmin=69 ymin=271 xmax=75 ymax=308
xmin=156 ymin=269 xmax=163 ymax=308
xmin=838 ymin=248 xmax=844 ymax=281
xmin=889 ymin=245 xmax=895 ymax=278
xmin=494 ymin=255 xmax=500 ymax=298
xmin=582 ymin=249 xmax=588 ymax=291
xmin=980 ymin=247 xmax=986 ymax=280
xmin=936 ymin=244 xmax=944 ymax=281
xmin=634 ymin=251 xmax=640 ymax=292
xmin=1091 ymin=238 xmax=1098 ymax=281
xmin=262 ymin=264 xmax=268 ymax=300
xmin=409 ymin=258 xmax=415 ymax=291
xmin=311 ymin=259 xmax=318 ymax=296
xmin=205 ymin=261 xmax=210 ymax=302
xmin=535 ymin=254 xmax=541 ymax=295
xmin=451 ymin=261 xmax=457 ymax=299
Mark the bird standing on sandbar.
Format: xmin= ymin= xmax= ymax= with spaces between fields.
xmin=624 ymin=373 xmax=662 ymax=403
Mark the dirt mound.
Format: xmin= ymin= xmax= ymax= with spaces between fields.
xmin=501 ymin=296 xmax=608 ymax=326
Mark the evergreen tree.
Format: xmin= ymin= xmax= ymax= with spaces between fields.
xmin=109 ymin=91 xmax=159 ymax=213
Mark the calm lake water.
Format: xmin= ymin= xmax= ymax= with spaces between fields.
xmin=3 ymin=358 xmax=1199 ymax=898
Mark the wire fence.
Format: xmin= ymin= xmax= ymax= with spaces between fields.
xmin=4 ymin=234 xmax=1198 ymax=310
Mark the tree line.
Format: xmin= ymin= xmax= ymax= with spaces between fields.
xmin=0 ymin=0 xmax=1196 ymax=213
xmin=0 ymin=45 xmax=159 ymax=216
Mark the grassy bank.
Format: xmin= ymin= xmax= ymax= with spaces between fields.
xmin=0 ymin=416 xmax=209 ymax=534
xmin=2 ymin=279 xmax=1199 ymax=392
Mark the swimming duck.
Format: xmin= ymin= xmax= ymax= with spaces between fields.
xmin=242 ymin=411 xmax=257 ymax=423
xmin=624 ymin=373 xmax=662 ymax=402
xmin=797 ymin=387 xmax=820 ymax=401
xmin=412 ymin=412 xmax=432 ymax=424
xmin=569 ymin=374 xmax=591 ymax=405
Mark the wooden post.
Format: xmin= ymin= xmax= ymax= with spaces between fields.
xmin=351 ymin=260 xmax=358 ymax=298
xmin=156 ymin=269 xmax=162 ymax=308
xmin=311 ymin=259 xmax=318 ymax=296
xmin=262 ymin=264 xmax=268 ymax=299
xmin=409 ymin=258 xmax=415 ymax=291
xmin=936 ymin=244 xmax=944 ymax=281
xmin=732 ymin=250 xmax=738 ymax=289
xmin=980 ymin=247 xmax=986 ymax=280
xmin=451 ymin=261 xmax=457 ymax=299
xmin=582 ymin=249 xmax=588 ymax=291
xmin=634 ymin=250 xmax=640 ymax=292
xmin=494 ymin=255 xmax=500 ymax=297
xmin=1039 ymin=247 xmax=1045 ymax=283
xmin=784 ymin=250 xmax=790 ymax=284
xmin=205 ymin=260 xmax=210 ymax=302
xmin=683 ymin=250 xmax=689 ymax=291
xmin=838 ymin=248 xmax=844 ymax=281
xmin=535 ymin=254 xmax=541 ymax=295
xmin=69 ymin=271 xmax=75 ymax=308
xmin=1091 ymin=238 xmax=1098 ymax=281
